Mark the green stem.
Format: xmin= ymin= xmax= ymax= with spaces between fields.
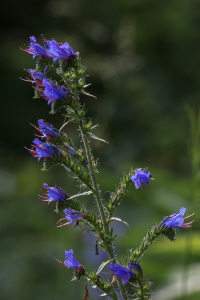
xmin=79 ymin=123 xmax=107 ymax=229
xmin=138 ymin=279 xmax=145 ymax=300
xmin=79 ymin=121 xmax=128 ymax=300
xmin=130 ymin=225 xmax=161 ymax=263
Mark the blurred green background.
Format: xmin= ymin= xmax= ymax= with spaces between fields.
xmin=1 ymin=0 xmax=200 ymax=299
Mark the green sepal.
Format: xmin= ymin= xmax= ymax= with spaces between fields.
xmin=160 ymin=226 xmax=176 ymax=241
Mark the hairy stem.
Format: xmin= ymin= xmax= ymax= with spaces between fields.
xmin=79 ymin=121 xmax=128 ymax=300
xmin=130 ymin=225 xmax=162 ymax=263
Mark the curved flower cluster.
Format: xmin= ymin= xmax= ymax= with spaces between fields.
xmin=23 ymin=36 xmax=76 ymax=62
xmin=27 ymin=69 xmax=70 ymax=105
xmin=130 ymin=168 xmax=154 ymax=189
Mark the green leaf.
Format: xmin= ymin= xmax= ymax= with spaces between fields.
xmin=88 ymin=132 xmax=108 ymax=143
xmin=96 ymin=260 xmax=110 ymax=274
xmin=67 ymin=191 xmax=92 ymax=200
xmin=110 ymin=217 xmax=130 ymax=227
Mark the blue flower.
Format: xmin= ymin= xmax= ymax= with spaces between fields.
xmin=43 ymin=183 xmax=70 ymax=203
xmin=108 ymin=264 xmax=135 ymax=285
xmin=28 ymin=138 xmax=60 ymax=161
xmin=57 ymin=209 xmax=85 ymax=227
xmin=63 ymin=250 xmax=81 ymax=268
xmin=27 ymin=69 xmax=46 ymax=85
xmin=44 ymin=39 xmax=76 ymax=62
xmin=33 ymin=119 xmax=58 ymax=140
xmin=130 ymin=168 xmax=154 ymax=189
xmin=42 ymin=79 xmax=69 ymax=104
xmin=56 ymin=250 xmax=85 ymax=278
xmin=24 ymin=36 xmax=48 ymax=59
xmin=160 ymin=207 xmax=194 ymax=228
xmin=56 ymin=249 xmax=80 ymax=268
xmin=21 ymin=69 xmax=46 ymax=85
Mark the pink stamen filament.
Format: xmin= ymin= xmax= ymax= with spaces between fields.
xmin=56 ymin=218 xmax=71 ymax=227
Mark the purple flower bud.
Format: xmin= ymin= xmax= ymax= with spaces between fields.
xmin=41 ymin=79 xmax=69 ymax=104
xmin=130 ymin=168 xmax=154 ymax=189
xmin=108 ymin=264 xmax=135 ymax=285
xmin=23 ymin=36 xmax=48 ymax=59
xmin=57 ymin=209 xmax=85 ymax=227
xmin=42 ymin=183 xmax=70 ymax=203
xmin=67 ymin=146 xmax=77 ymax=156
xmin=44 ymin=39 xmax=76 ymax=62
xmin=160 ymin=207 xmax=194 ymax=228
xmin=27 ymin=138 xmax=60 ymax=161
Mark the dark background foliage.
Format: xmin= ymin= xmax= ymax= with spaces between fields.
xmin=1 ymin=0 xmax=200 ymax=299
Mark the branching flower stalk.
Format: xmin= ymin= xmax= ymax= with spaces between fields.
xmin=22 ymin=36 xmax=194 ymax=300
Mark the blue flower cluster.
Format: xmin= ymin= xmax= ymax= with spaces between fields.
xmin=24 ymin=36 xmax=76 ymax=62
xmin=23 ymin=37 xmax=74 ymax=105
xmin=27 ymin=69 xmax=70 ymax=104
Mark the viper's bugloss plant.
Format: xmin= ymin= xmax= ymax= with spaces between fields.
xmin=22 ymin=36 xmax=194 ymax=300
